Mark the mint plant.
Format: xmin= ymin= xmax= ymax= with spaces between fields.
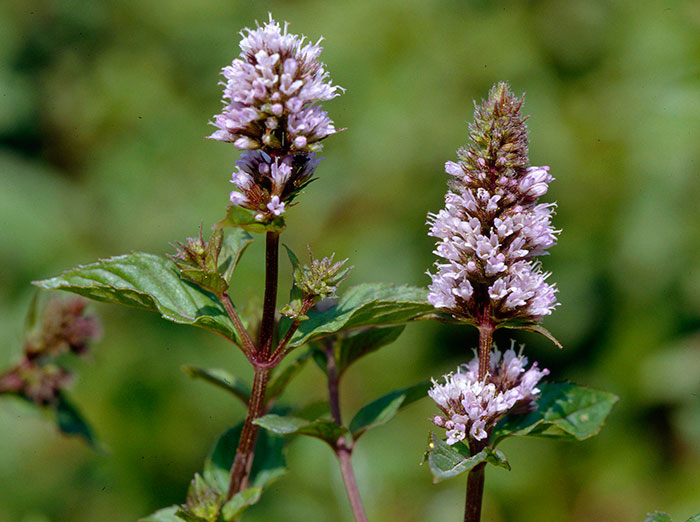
xmin=31 ymin=16 xmax=434 ymax=522
xmin=421 ymin=83 xmax=617 ymax=522
xmin=7 ymin=16 xmax=621 ymax=522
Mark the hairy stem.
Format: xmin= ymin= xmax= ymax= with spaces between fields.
xmin=464 ymin=457 xmax=486 ymax=522
xmin=325 ymin=341 xmax=368 ymax=522
xmin=226 ymin=366 xmax=269 ymax=500
xmin=259 ymin=231 xmax=280 ymax=358
xmin=336 ymin=443 xmax=369 ymax=522
xmin=226 ymin=231 xmax=280 ymax=500
xmin=325 ymin=341 xmax=342 ymax=426
xmin=477 ymin=321 xmax=494 ymax=381
xmin=465 ymin=319 xmax=494 ymax=522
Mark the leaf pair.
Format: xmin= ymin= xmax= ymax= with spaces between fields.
xmin=254 ymin=381 xmax=431 ymax=448
xmin=182 ymin=350 xmax=312 ymax=407
xmin=34 ymin=240 xmax=432 ymax=355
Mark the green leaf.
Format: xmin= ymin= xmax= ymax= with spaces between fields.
xmin=501 ymin=323 xmax=563 ymax=349
xmin=254 ymin=414 xmax=347 ymax=447
xmin=289 ymin=283 xmax=433 ymax=348
xmin=264 ymin=350 xmax=311 ymax=403
xmin=181 ymin=366 xmax=250 ymax=406
xmin=688 ymin=514 xmax=700 ymax=522
xmin=349 ymin=381 xmax=430 ymax=439
xmin=644 ymin=513 xmax=674 ymax=522
xmin=204 ymin=423 xmax=286 ymax=495
xmin=139 ymin=506 xmax=182 ymax=522
xmin=280 ymin=245 xmax=305 ymax=321
xmin=336 ymin=326 xmax=405 ymax=376
xmin=282 ymin=244 xmax=303 ymax=280
xmin=34 ymin=253 xmax=242 ymax=344
xmin=216 ymin=205 xmax=285 ymax=234
xmin=219 ymin=229 xmax=254 ymax=284
xmin=491 ymin=382 xmax=618 ymax=445
xmin=221 ymin=487 xmax=262 ymax=522
xmin=424 ymin=433 xmax=510 ymax=482
xmin=55 ymin=394 xmax=98 ymax=449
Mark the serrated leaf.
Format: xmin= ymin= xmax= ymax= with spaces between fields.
xmin=644 ymin=513 xmax=674 ymax=522
xmin=216 ymin=205 xmax=285 ymax=234
xmin=176 ymin=268 xmax=228 ymax=298
xmin=219 ymin=229 xmax=254 ymax=284
xmin=491 ymin=382 xmax=618 ymax=445
xmin=181 ymin=366 xmax=250 ymax=406
xmin=204 ymin=423 xmax=286 ymax=495
xmin=264 ymin=350 xmax=311 ymax=403
xmin=34 ymin=253 xmax=242 ymax=344
xmin=55 ymin=393 xmax=98 ymax=449
xmin=221 ymin=487 xmax=262 ymax=521
xmin=336 ymin=326 xmax=405 ymax=376
xmin=349 ymin=381 xmax=430 ymax=439
xmin=424 ymin=433 xmax=510 ymax=482
xmin=139 ymin=506 xmax=182 ymax=522
xmin=254 ymin=414 xmax=347 ymax=447
xmin=289 ymin=283 xmax=433 ymax=348
xmin=282 ymin=245 xmax=303 ymax=280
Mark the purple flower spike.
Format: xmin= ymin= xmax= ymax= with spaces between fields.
xmin=427 ymin=82 xmax=559 ymax=325
xmin=208 ymin=15 xmax=343 ymax=154
xmin=429 ymin=345 xmax=549 ymax=444
xmin=228 ymin=150 xmax=320 ymax=221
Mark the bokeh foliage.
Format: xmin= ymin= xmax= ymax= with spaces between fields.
xmin=1 ymin=0 xmax=699 ymax=520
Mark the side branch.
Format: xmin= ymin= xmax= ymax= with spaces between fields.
xmin=221 ymin=291 xmax=257 ymax=357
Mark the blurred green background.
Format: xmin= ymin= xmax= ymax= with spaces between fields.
xmin=2 ymin=0 xmax=700 ymax=520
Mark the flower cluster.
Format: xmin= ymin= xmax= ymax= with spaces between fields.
xmin=295 ymin=249 xmax=351 ymax=300
xmin=211 ymin=15 xmax=342 ymax=222
xmin=429 ymin=346 xmax=548 ymax=444
xmin=170 ymin=227 xmax=228 ymax=297
xmin=228 ymin=150 xmax=320 ymax=221
xmin=281 ymin=249 xmax=351 ymax=320
xmin=208 ymin=16 xmax=342 ymax=152
xmin=427 ymin=82 xmax=558 ymax=324
xmin=0 ymin=297 xmax=101 ymax=405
